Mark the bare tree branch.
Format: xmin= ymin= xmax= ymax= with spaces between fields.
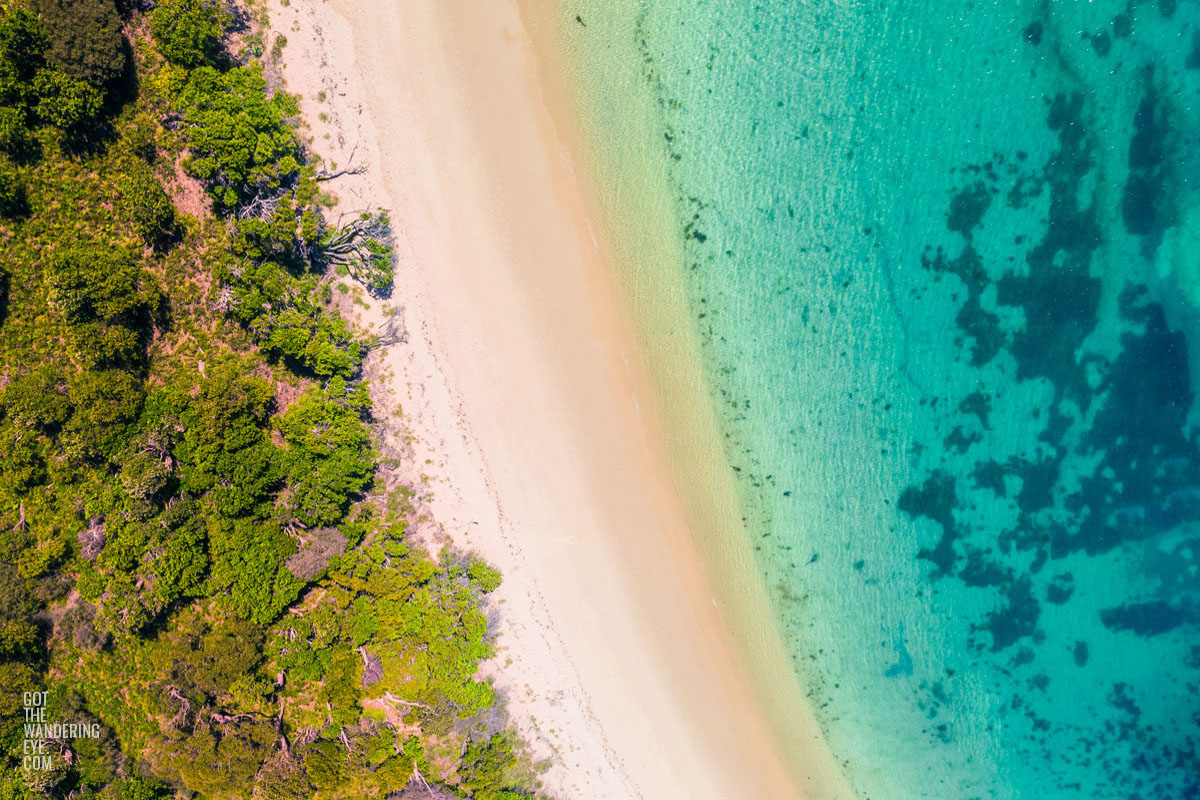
xmin=315 ymin=143 xmax=364 ymax=182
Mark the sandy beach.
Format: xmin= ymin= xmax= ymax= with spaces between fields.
xmin=266 ymin=1 xmax=843 ymax=797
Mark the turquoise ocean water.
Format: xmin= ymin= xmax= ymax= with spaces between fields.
xmin=568 ymin=1 xmax=1200 ymax=798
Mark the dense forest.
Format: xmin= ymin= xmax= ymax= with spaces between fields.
xmin=0 ymin=0 xmax=541 ymax=797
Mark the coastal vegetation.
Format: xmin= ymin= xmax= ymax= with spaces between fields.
xmin=0 ymin=0 xmax=540 ymax=797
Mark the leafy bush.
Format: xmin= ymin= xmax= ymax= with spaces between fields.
xmin=117 ymin=164 xmax=175 ymax=241
xmin=0 ymin=6 xmax=45 ymax=92
xmin=459 ymin=734 xmax=533 ymax=800
xmin=31 ymin=0 xmax=126 ymax=87
xmin=45 ymin=244 xmax=153 ymax=366
xmin=149 ymin=0 xmax=230 ymax=68
xmin=209 ymin=519 xmax=302 ymax=623
xmin=61 ymin=368 xmax=143 ymax=460
xmin=33 ymin=66 xmax=102 ymax=128
xmin=275 ymin=378 xmax=375 ymax=526
xmin=0 ymin=365 xmax=71 ymax=430
xmin=249 ymin=288 xmax=363 ymax=377
xmin=174 ymin=65 xmax=301 ymax=209
xmin=0 ymin=105 xmax=32 ymax=155
xmin=0 ymin=157 xmax=26 ymax=216
xmin=0 ymin=7 xmax=44 ymax=156
xmin=171 ymin=360 xmax=282 ymax=515
xmin=0 ymin=420 xmax=46 ymax=489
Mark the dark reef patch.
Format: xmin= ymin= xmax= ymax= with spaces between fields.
xmin=884 ymin=626 xmax=914 ymax=678
xmin=1045 ymin=572 xmax=1074 ymax=605
xmin=923 ymin=243 xmax=1005 ymax=367
xmin=899 ymin=470 xmax=961 ymax=578
xmin=997 ymin=262 xmax=1101 ymax=405
xmin=972 ymin=460 xmax=1007 ymax=496
xmin=947 ymin=181 xmax=992 ymax=235
xmin=1101 ymin=598 xmax=1193 ymax=637
xmin=1023 ymin=21 xmax=1044 ymax=47
xmin=958 ymin=391 xmax=992 ymax=429
xmin=1036 ymin=404 xmax=1073 ymax=450
xmin=985 ymin=91 xmax=1103 ymax=405
xmin=1112 ymin=12 xmax=1133 ymax=39
xmin=1121 ymin=72 xmax=1175 ymax=254
xmin=944 ymin=425 xmax=981 ymax=454
xmin=956 ymin=292 xmax=1005 ymax=367
xmin=979 ymin=576 xmax=1041 ymax=652
xmin=959 ymin=548 xmax=1010 ymax=588
xmin=1012 ymin=455 xmax=1061 ymax=515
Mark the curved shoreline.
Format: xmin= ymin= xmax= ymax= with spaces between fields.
xmin=268 ymin=0 xmax=838 ymax=797
xmin=514 ymin=5 xmax=855 ymax=799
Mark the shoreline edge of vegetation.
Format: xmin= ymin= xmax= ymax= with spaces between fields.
xmin=0 ymin=0 xmax=547 ymax=798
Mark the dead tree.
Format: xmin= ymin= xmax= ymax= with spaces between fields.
xmin=382 ymin=691 xmax=430 ymax=712
xmin=214 ymin=284 xmax=238 ymax=315
xmin=366 ymin=311 xmax=408 ymax=350
xmin=359 ymin=647 xmax=383 ymax=687
xmin=79 ymin=517 xmax=106 ymax=561
xmin=320 ymin=210 xmax=395 ymax=295
xmin=315 ymin=143 xmax=365 ymax=182
xmin=167 ymin=687 xmax=192 ymax=729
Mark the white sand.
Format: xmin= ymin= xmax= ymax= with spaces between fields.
xmin=267 ymin=1 xmax=844 ymax=797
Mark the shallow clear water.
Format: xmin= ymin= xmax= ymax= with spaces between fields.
xmin=568 ymin=1 xmax=1200 ymax=798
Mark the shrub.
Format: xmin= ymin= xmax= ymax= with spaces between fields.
xmin=0 ymin=106 xmax=35 ymax=158
xmin=31 ymin=0 xmax=126 ymax=87
xmin=0 ymin=421 xmax=46 ymax=489
xmin=62 ymin=368 xmax=144 ymax=461
xmin=458 ymin=734 xmax=532 ymax=800
xmin=46 ymin=245 xmax=142 ymax=320
xmin=150 ymin=0 xmax=230 ymax=68
xmin=117 ymin=165 xmax=175 ymax=242
xmin=0 ymin=158 xmax=26 ymax=216
xmin=174 ymin=65 xmax=301 ymax=210
xmin=0 ymin=7 xmax=46 ymax=92
xmin=45 ymin=244 xmax=152 ymax=365
xmin=275 ymin=380 xmax=374 ymax=526
xmin=33 ymin=67 xmax=103 ymax=129
xmin=0 ymin=366 xmax=71 ymax=430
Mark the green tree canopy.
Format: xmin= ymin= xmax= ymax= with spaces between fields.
xmin=61 ymin=367 xmax=143 ymax=460
xmin=32 ymin=67 xmax=102 ymax=128
xmin=171 ymin=360 xmax=282 ymax=515
xmin=0 ymin=364 xmax=71 ymax=430
xmin=117 ymin=162 xmax=175 ymax=242
xmin=0 ymin=6 xmax=45 ymax=96
xmin=275 ymin=378 xmax=375 ymax=527
xmin=149 ymin=0 xmax=229 ymax=68
xmin=45 ymin=244 xmax=153 ymax=366
xmin=459 ymin=734 xmax=533 ymax=800
xmin=173 ymin=64 xmax=301 ymax=210
xmin=31 ymin=0 xmax=126 ymax=87
xmin=0 ymin=156 xmax=26 ymax=215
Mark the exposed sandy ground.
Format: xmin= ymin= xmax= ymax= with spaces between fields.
xmin=266 ymin=2 xmax=837 ymax=797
